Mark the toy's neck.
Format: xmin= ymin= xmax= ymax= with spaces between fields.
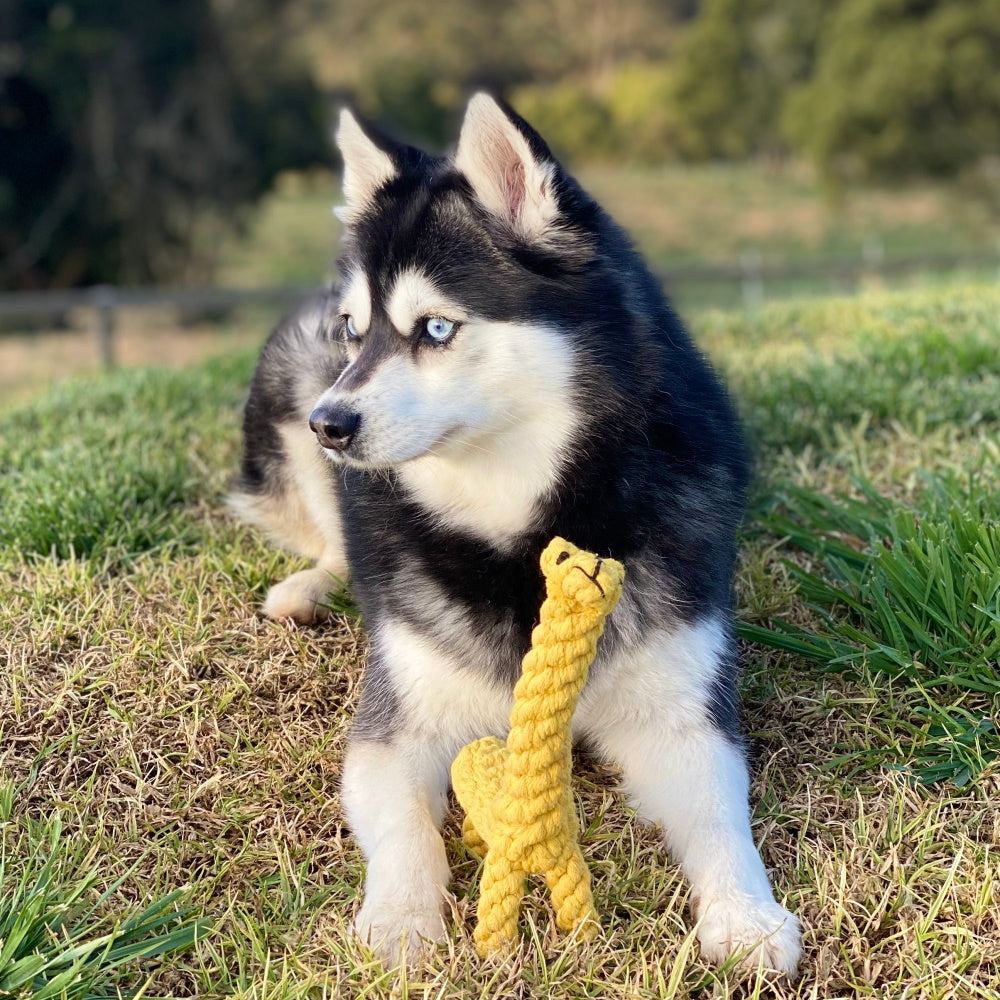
xmin=505 ymin=596 xmax=605 ymax=771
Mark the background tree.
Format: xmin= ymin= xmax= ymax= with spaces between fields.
xmin=664 ymin=0 xmax=833 ymax=160
xmin=0 ymin=0 xmax=329 ymax=290
xmin=783 ymin=0 xmax=1000 ymax=188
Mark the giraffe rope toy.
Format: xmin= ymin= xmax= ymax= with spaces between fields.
xmin=451 ymin=537 xmax=625 ymax=956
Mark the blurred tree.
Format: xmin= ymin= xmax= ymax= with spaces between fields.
xmin=0 ymin=0 xmax=329 ymax=290
xmin=509 ymin=80 xmax=617 ymax=161
xmin=605 ymin=62 xmax=675 ymax=162
xmin=295 ymin=0 xmax=692 ymax=154
xmin=665 ymin=0 xmax=833 ymax=160
xmin=784 ymin=0 xmax=1000 ymax=187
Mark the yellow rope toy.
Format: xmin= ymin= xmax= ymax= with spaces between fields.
xmin=451 ymin=537 xmax=625 ymax=956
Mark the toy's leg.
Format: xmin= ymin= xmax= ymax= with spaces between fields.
xmin=473 ymin=852 xmax=525 ymax=956
xmin=583 ymin=619 xmax=801 ymax=975
xmin=546 ymin=847 xmax=598 ymax=937
xmin=463 ymin=815 xmax=488 ymax=859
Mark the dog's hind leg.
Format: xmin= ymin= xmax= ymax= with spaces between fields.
xmin=232 ymin=295 xmax=351 ymax=623
xmin=232 ymin=418 xmax=349 ymax=624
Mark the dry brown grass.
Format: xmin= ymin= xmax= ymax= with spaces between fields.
xmin=0 ymin=308 xmax=267 ymax=407
xmin=2 ymin=519 xmax=998 ymax=998
xmin=2 ymin=284 xmax=999 ymax=998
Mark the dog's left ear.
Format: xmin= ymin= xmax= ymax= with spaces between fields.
xmin=455 ymin=93 xmax=561 ymax=239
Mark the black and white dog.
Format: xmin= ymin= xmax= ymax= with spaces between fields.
xmin=233 ymin=94 xmax=801 ymax=974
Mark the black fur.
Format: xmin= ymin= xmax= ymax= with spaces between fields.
xmin=239 ymin=112 xmax=751 ymax=746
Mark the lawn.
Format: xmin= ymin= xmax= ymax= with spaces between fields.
xmin=217 ymin=163 xmax=997 ymax=297
xmin=3 ymin=161 xmax=994 ymax=407
xmin=1 ymin=283 xmax=998 ymax=998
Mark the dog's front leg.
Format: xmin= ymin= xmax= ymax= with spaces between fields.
xmin=617 ymin=719 xmax=802 ymax=975
xmin=341 ymin=733 xmax=452 ymax=964
xmin=584 ymin=621 xmax=802 ymax=976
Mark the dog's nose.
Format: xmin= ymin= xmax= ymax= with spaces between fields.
xmin=309 ymin=405 xmax=360 ymax=451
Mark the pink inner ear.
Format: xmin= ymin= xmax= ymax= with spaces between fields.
xmin=499 ymin=157 xmax=525 ymax=220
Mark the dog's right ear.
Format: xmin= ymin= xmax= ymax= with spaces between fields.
xmin=335 ymin=109 xmax=399 ymax=223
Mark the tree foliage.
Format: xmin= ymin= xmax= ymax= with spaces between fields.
xmin=783 ymin=0 xmax=1000 ymax=185
xmin=0 ymin=0 xmax=329 ymax=290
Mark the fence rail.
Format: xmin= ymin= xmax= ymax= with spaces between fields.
xmin=2 ymin=245 xmax=998 ymax=369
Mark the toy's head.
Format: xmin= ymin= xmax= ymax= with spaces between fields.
xmin=539 ymin=537 xmax=625 ymax=615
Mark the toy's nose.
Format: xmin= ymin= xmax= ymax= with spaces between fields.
xmin=309 ymin=405 xmax=360 ymax=451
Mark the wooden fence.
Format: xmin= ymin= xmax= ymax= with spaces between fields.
xmin=1 ymin=244 xmax=997 ymax=369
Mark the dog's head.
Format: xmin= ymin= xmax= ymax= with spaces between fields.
xmin=309 ymin=94 xmax=607 ymax=472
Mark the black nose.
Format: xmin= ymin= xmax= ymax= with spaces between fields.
xmin=309 ymin=405 xmax=360 ymax=451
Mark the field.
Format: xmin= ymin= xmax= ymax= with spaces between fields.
xmin=3 ymin=161 xmax=994 ymax=411
xmin=218 ymin=163 xmax=995 ymax=288
xmin=1 ymin=279 xmax=998 ymax=999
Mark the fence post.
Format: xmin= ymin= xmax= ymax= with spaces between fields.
xmin=740 ymin=249 xmax=764 ymax=309
xmin=92 ymin=285 xmax=117 ymax=369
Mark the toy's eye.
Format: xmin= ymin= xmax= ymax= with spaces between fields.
xmin=423 ymin=317 xmax=455 ymax=343
xmin=344 ymin=315 xmax=360 ymax=342
xmin=556 ymin=551 xmax=570 ymax=564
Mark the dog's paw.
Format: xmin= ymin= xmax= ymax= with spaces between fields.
xmin=695 ymin=895 xmax=802 ymax=977
xmin=354 ymin=892 xmax=448 ymax=966
xmin=262 ymin=568 xmax=339 ymax=624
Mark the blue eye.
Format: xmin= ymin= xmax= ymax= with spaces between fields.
xmin=344 ymin=315 xmax=360 ymax=341
xmin=424 ymin=317 xmax=455 ymax=342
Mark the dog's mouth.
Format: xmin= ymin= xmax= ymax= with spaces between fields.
xmin=317 ymin=423 xmax=464 ymax=469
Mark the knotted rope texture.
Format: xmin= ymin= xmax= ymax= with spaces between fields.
xmin=451 ymin=537 xmax=625 ymax=956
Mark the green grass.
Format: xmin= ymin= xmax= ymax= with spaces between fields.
xmin=739 ymin=468 xmax=1000 ymax=786
xmin=1 ymin=283 xmax=999 ymax=998
xmin=0 ymin=358 xmax=250 ymax=563
xmin=0 ymin=786 xmax=207 ymax=998
xmin=216 ymin=164 xmax=998 ymax=306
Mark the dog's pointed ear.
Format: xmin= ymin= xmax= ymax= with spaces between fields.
xmin=454 ymin=93 xmax=560 ymax=238
xmin=335 ymin=108 xmax=399 ymax=222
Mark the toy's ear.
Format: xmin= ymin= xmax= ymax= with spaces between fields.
xmin=335 ymin=109 xmax=399 ymax=223
xmin=454 ymin=93 xmax=561 ymax=239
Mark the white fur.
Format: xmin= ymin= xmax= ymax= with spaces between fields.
xmin=455 ymin=93 xmax=559 ymax=239
xmin=341 ymin=739 xmax=452 ymax=963
xmin=278 ymin=422 xmax=348 ymax=559
xmin=336 ymin=109 xmax=397 ymax=220
xmin=580 ymin=617 xmax=802 ymax=975
xmin=337 ymin=269 xmax=372 ymax=335
xmin=396 ymin=319 xmax=577 ymax=542
xmin=232 ymin=420 xmax=348 ymax=622
xmin=343 ymin=620 xmax=509 ymax=963
xmin=262 ymin=567 xmax=340 ymax=623
xmin=385 ymin=268 xmax=467 ymax=336
xmin=377 ymin=619 xmax=511 ymax=742
xmin=316 ymin=316 xmax=580 ymax=544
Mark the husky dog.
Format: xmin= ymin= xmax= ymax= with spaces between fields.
xmin=232 ymin=94 xmax=801 ymax=975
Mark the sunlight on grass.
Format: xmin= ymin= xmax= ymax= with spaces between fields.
xmin=0 ymin=786 xmax=208 ymax=998
xmin=1 ymin=282 xmax=998 ymax=998
xmin=739 ymin=463 xmax=1000 ymax=786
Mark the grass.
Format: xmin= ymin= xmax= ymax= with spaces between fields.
xmin=0 ymin=783 xmax=206 ymax=998
xmin=1 ymin=283 xmax=999 ymax=997
xmin=739 ymin=469 xmax=1000 ymax=786
xmin=216 ymin=164 xmax=998 ymax=303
